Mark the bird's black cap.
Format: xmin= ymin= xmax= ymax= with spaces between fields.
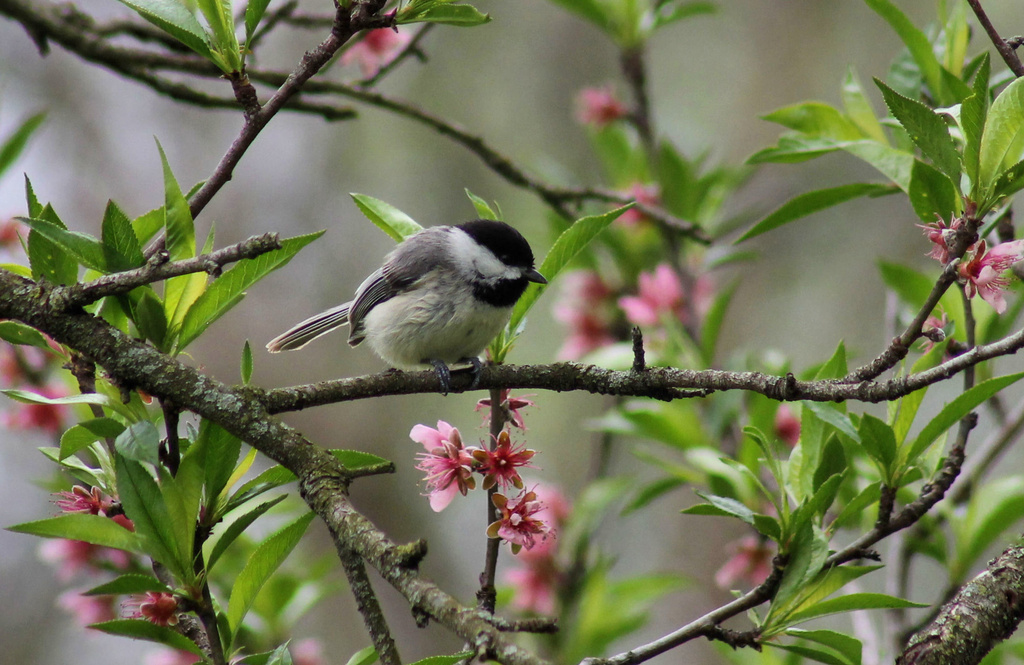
xmin=457 ymin=219 xmax=537 ymax=270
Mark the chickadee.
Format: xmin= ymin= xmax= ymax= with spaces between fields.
xmin=267 ymin=219 xmax=546 ymax=393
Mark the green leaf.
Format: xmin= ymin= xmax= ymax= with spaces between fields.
xmin=0 ymin=321 xmax=54 ymax=350
xmin=813 ymin=437 xmax=847 ymax=494
xmin=840 ymin=141 xmax=914 ymax=191
xmin=399 ymin=3 xmax=491 ymax=26
xmin=18 ymin=216 xmax=107 ymax=272
xmin=770 ymin=523 xmax=829 ymax=620
xmin=803 ymin=403 xmax=860 ymax=443
xmin=7 ymin=513 xmax=144 ymax=553
xmin=176 ymin=231 xmax=324 ymax=350
xmin=830 ymin=482 xmax=881 ymax=531
xmin=2 ymin=388 xmax=136 ymax=421
xmin=465 ymin=188 xmax=499 ymax=220
xmin=241 ymin=340 xmax=254 ymax=385
xmin=858 ymin=414 xmax=898 ymax=479
xmin=953 ymin=476 xmax=1024 ymax=577
xmin=507 ymin=205 xmax=630 ymax=335
xmin=351 ymin=194 xmax=423 ymax=242
xmin=205 ymin=495 xmax=287 ymax=572
xmin=158 ymin=141 xmax=204 ymax=335
xmin=978 ymin=76 xmax=1024 ymax=203
xmin=787 ymin=629 xmax=862 ymax=665
xmin=116 ymin=454 xmax=190 ymax=580
xmin=737 ymin=183 xmax=895 ymax=242
xmin=406 ymin=654 xmax=473 ymax=665
xmin=842 ymin=67 xmax=887 ymax=145
xmin=747 ymin=135 xmax=841 ymax=164
xmin=864 ymin=0 xmax=950 ymax=105
xmin=90 ymin=619 xmax=204 ymax=655
xmin=114 ymin=0 xmax=214 ymax=62
xmin=101 ymin=200 xmax=145 ymax=273
xmin=908 ymin=159 xmax=957 ymax=222
xmin=59 ymin=417 xmax=126 ymax=460
xmin=762 ymin=102 xmax=863 ymax=141
xmin=194 ymin=0 xmax=239 ymax=69
xmin=875 ymin=79 xmax=961 ymax=183
xmin=227 ymin=512 xmax=315 ymax=633
xmin=115 ymin=420 xmax=162 ymax=466
xmin=196 ymin=419 xmax=242 ymax=514
xmin=133 ymin=287 xmax=169 ymax=350
xmin=961 ymin=54 xmax=991 ymax=190
xmin=245 ymin=0 xmax=273 ymax=48
xmin=686 ymin=492 xmax=756 ymax=526
xmin=903 ymin=372 xmax=1024 ymax=464
xmin=84 ymin=574 xmax=171 ymax=597
xmin=0 ymin=112 xmax=45 ymax=180
xmin=786 ymin=592 xmax=926 ymax=625
xmin=27 ymin=203 xmax=78 ymax=285
xmin=700 ymin=279 xmax=736 ymax=365
xmin=345 ymin=646 xmax=380 ymax=665
xmin=767 ymin=642 xmax=852 ymax=665
xmin=652 ymin=1 xmax=716 ymax=31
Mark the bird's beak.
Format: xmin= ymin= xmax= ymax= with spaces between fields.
xmin=525 ymin=269 xmax=547 ymax=285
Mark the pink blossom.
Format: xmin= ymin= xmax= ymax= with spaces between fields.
xmin=773 ymin=405 xmax=800 ymax=448
xmin=292 ymin=638 xmax=326 ymax=665
xmin=39 ymin=538 xmax=132 ymax=581
xmin=515 ymin=485 xmax=570 ymax=561
xmin=714 ymin=535 xmax=773 ymax=590
xmin=575 ymin=85 xmax=628 ymax=127
xmin=475 ymin=389 xmax=536 ymax=430
xmin=54 ymin=486 xmax=111 ymax=515
xmin=1 ymin=385 xmax=69 ymax=434
xmin=472 ymin=430 xmax=536 ymax=491
xmin=618 ymin=183 xmax=661 ymax=227
xmin=957 ymin=239 xmax=1024 ymax=313
xmin=487 ymin=489 xmax=551 ymax=554
xmin=57 ymin=589 xmax=116 ymax=625
xmin=918 ymin=216 xmax=963 ymax=264
xmin=341 ymin=28 xmax=412 ymax=78
xmin=504 ymin=562 xmax=558 ymax=615
xmin=553 ymin=271 xmax=616 ymax=360
xmin=0 ymin=218 xmax=22 ymax=246
xmin=411 ymin=421 xmax=476 ymax=511
xmin=123 ymin=592 xmax=179 ymax=626
xmin=618 ymin=264 xmax=687 ymax=327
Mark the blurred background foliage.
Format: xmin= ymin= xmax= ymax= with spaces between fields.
xmin=1 ymin=0 xmax=1021 ymax=663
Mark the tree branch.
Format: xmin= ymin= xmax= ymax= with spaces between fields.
xmin=966 ymin=0 xmax=1024 ymax=78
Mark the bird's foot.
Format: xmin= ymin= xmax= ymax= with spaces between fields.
xmin=461 ymin=356 xmax=485 ymax=390
xmin=427 ymin=359 xmax=452 ymax=395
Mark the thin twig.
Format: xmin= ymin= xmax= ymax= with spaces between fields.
xmin=966 ymin=0 xmax=1024 ymax=77
xmin=336 ymin=544 xmax=403 ymax=665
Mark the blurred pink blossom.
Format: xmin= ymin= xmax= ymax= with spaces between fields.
xmin=619 ymin=264 xmax=687 ymax=327
xmin=1 ymin=385 xmax=69 ymax=434
xmin=504 ymin=562 xmax=558 ymax=615
xmin=773 ymin=405 xmax=800 ymax=447
xmin=715 ymin=535 xmax=773 ymax=590
xmin=341 ymin=28 xmax=412 ymax=78
xmin=575 ymin=85 xmax=628 ymax=127
xmin=39 ymin=539 xmax=132 ymax=581
xmin=618 ymin=183 xmax=661 ymax=227
xmin=57 ymin=589 xmax=116 ymax=625
xmin=292 ymin=638 xmax=326 ymax=665
xmin=144 ymin=649 xmax=200 ymax=665
xmin=553 ymin=271 xmax=616 ymax=360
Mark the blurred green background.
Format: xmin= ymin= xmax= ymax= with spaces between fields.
xmin=1 ymin=1 xmax=1017 ymax=663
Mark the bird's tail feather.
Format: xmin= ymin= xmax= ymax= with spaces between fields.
xmin=266 ymin=303 xmax=351 ymax=352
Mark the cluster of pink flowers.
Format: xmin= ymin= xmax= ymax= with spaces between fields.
xmin=920 ymin=216 xmax=1024 ymax=313
xmin=618 ymin=263 xmax=713 ymax=329
xmin=618 ymin=182 xmax=661 ymax=227
xmin=714 ymin=535 xmax=774 ymax=590
xmin=412 ymin=393 xmax=562 ymax=553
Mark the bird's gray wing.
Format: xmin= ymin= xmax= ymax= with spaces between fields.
xmin=347 ymin=267 xmax=400 ymax=345
xmin=266 ymin=302 xmax=351 ymax=352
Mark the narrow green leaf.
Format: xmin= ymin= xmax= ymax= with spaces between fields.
xmin=2 ymin=388 xmax=136 ymax=421
xmin=241 ymin=340 xmax=254 ymax=385
xmin=770 ymin=523 xmax=829 ymax=620
xmin=7 ymin=513 xmax=144 ymax=553
xmin=830 ymin=483 xmax=882 ymax=531
xmin=90 ymin=619 xmax=204 ymax=655
xmin=194 ymin=0 xmax=239 ymax=68
xmin=227 ymin=512 xmax=315 ymax=632
xmin=737 ymin=184 xmax=895 ymax=242
xmin=545 ymin=0 xmax=610 ymax=32
xmin=747 ymin=135 xmax=840 ymax=164
xmin=787 ymin=592 xmax=926 ymax=625
xmin=508 ymin=205 xmax=630 ymax=334
xmin=59 ymin=417 xmax=126 ymax=460
xmin=116 ymin=454 xmax=188 ymax=579
xmin=842 ymin=67 xmax=887 ymax=145
xmin=688 ymin=492 xmax=756 ymax=525
xmin=762 ymin=102 xmax=863 ymax=140
xmin=864 ymin=0 xmax=949 ymax=104
xmin=699 ymin=279 xmax=737 ymax=365
xmin=803 ymin=403 xmax=860 ymax=443
xmin=858 ymin=414 xmax=898 ymax=478
xmin=133 ymin=287 xmax=169 ymax=350
xmin=908 ymin=159 xmax=957 ymax=222
xmin=839 ymin=140 xmax=914 ymax=191
xmin=28 ymin=204 xmax=78 ymax=285
xmin=196 ymin=419 xmax=242 ymax=513
xmin=351 ymin=194 xmax=423 ymax=242
xmin=955 ymin=477 xmax=1024 ymax=577
xmin=766 ymin=642 xmax=851 ymax=665
xmin=465 ymin=188 xmax=499 ymax=220
xmin=903 ymin=372 xmax=1024 ymax=464
xmin=84 ymin=574 xmax=171 ymax=596
xmin=406 ymin=654 xmax=473 ymax=665
xmin=114 ymin=0 xmax=214 ymax=62
xmin=102 ymin=200 xmax=145 ymax=273
xmin=652 ymin=1 xmax=716 ymax=31
xmin=786 ymin=628 xmax=862 ymax=665
xmin=875 ymin=79 xmax=961 ymax=183
xmin=0 ymin=112 xmax=45 ymax=179
xmin=245 ymin=0 xmax=273 ymax=45
xmin=176 ymin=231 xmax=324 ymax=349
xmin=158 ymin=141 xmax=204 ymax=334
xmin=345 ymin=646 xmax=381 ymax=665
xmin=18 ymin=216 xmax=107 ymax=272
xmin=0 ymin=321 xmax=53 ymax=350
xmin=115 ymin=421 xmax=162 ymax=466
xmin=978 ymin=76 xmax=1024 ymax=201
xmin=813 ymin=437 xmax=846 ymax=494
xmin=400 ymin=3 xmax=491 ymax=26
xmin=961 ymin=54 xmax=991 ymax=190
xmin=205 ymin=495 xmax=287 ymax=572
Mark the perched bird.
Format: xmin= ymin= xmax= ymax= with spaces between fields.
xmin=267 ymin=219 xmax=546 ymax=393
